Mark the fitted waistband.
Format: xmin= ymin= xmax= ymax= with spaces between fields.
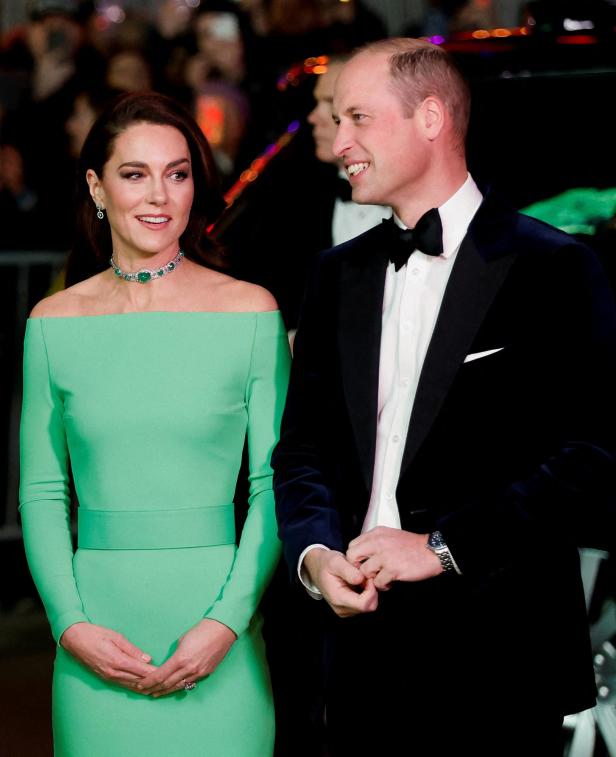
xmin=78 ymin=505 xmax=236 ymax=550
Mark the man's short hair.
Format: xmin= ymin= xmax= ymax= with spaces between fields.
xmin=356 ymin=38 xmax=470 ymax=153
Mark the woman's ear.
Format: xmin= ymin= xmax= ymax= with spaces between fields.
xmin=86 ymin=169 xmax=105 ymax=209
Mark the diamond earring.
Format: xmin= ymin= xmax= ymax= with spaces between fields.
xmin=96 ymin=204 xmax=105 ymax=220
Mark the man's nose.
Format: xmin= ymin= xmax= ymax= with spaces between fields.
xmin=307 ymin=104 xmax=318 ymax=125
xmin=332 ymin=122 xmax=349 ymax=159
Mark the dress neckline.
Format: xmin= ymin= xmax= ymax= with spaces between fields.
xmin=29 ymin=310 xmax=281 ymax=321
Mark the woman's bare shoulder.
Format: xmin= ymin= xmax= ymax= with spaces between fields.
xmin=29 ymin=273 xmax=108 ymax=318
xmin=190 ymin=266 xmax=278 ymax=313
xmin=227 ymin=280 xmax=278 ymax=313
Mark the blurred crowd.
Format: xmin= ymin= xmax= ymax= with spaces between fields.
xmin=0 ymin=0 xmax=394 ymax=251
xmin=0 ymin=0 xmax=546 ymax=253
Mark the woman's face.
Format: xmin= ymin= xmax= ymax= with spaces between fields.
xmin=87 ymin=122 xmax=195 ymax=261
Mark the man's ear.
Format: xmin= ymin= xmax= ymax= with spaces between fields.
xmin=419 ymin=96 xmax=446 ymax=141
xmin=86 ymin=169 xmax=105 ymax=209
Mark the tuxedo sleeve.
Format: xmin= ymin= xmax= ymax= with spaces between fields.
xmin=439 ymin=241 xmax=616 ymax=577
xmin=272 ymin=253 xmax=346 ymax=575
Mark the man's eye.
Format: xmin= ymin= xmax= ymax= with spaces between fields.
xmin=352 ymin=113 xmax=366 ymax=122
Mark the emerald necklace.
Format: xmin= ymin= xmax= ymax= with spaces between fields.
xmin=110 ymin=249 xmax=184 ymax=283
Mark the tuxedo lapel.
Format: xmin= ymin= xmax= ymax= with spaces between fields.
xmin=399 ymin=198 xmax=518 ymax=476
xmin=338 ymin=228 xmax=388 ymax=493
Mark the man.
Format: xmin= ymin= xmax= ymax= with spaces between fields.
xmin=273 ymin=38 xmax=616 ymax=755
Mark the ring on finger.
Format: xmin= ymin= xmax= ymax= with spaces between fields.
xmin=182 ymin=679 xmax=197 ymax=692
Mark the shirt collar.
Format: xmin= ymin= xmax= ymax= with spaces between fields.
xmin=393 ymin=173 xmax=483 ymax=259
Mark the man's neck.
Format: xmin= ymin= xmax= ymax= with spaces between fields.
xmin=394 ymin=160 xmax=469 ymax=229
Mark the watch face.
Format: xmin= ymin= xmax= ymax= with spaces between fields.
xmin=428 ymin=531 xmax=446 ymax=550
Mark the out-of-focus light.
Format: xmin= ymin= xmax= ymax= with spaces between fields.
xmin=186 ymin=0 xmax=201 ymax=7
xmin=221 ymin=120 xmax=300 ymax=209
xmin=493 ymin=28 xmax=511 ymax=37
xmin=313 ymin=65 xmax=327 ymax=74
xmin=105 ymin=4 xmax=126 ymax=24
xmin=339 ymin=0 xmax=351 ymax=4
xmin=94 ymin=15 xmax=109 ymax=31
xmin=520 ymin=27 xmax=529 ymax=35
xmin=196 ymin=96 xmax=225 ymax=147
xmin=429 ymin=35 xmax=445 ymax=45
xmin=556 ymin=34 xmax=597 ymax=44
xmin=472 ymin=29 xmax=490 ymax=39
xmin=563 ymin=18 xmax=595 ymax=31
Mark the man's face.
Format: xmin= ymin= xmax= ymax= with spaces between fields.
xmin=332 ymin=52 xmax=429 ymax=209
xmin=307 ymin=62 xmax=344 ymax=164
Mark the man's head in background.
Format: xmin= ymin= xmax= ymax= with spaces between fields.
xmin=307 ymin=56 xmax=349 ymax=165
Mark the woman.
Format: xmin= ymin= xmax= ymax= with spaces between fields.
xmin=19 ymin=92 xmax=290 ymax=756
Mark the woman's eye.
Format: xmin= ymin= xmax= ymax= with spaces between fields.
xmin=169 ymin=170 xmax=189 ymax=181
xmin=121 ymin=171 xmax=143 ymax=180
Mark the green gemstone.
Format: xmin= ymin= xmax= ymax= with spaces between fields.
xmin=137 ymin=271 xmax=152 ymax=283
xmin=157 ymin=269 xmax=164 ymax=277
xmin=168 ymin=262 xmax=175 ymax=271
xmin=114 ymin=268 xmax=122 ymax=277
xmin=123 ymin=274 xmax=131 ymax=281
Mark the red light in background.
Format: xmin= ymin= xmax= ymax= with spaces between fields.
xmin=196 ymin=96 xmax=225 ymax=147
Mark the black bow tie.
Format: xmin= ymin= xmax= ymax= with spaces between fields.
xmin=383 ymin=209 xmax=443 ymax=270
xmin=334 ymin=176 xmax=353 ymax=203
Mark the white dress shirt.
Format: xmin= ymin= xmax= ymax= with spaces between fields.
xmin=331 ymin=172 xmax=390 ymax=246
xmin=299 ymin=174 xmax=483 ymax=593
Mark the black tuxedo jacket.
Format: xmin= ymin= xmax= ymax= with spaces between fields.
xmin=272 ymin=193 xmax=616 ymax=715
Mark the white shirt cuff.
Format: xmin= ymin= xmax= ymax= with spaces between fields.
xmin=297 ymin=544 xmax=330 ymax=599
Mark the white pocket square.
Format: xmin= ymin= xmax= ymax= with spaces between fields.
xmin=463 ymin=347 xmax=505 ymax=363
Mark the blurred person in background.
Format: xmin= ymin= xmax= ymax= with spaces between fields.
xmin=0 ymin=141 xmax=44 ymax=249
xmin=2 ymin=2 xmax=105 ymax=249
xmin=229 ymin=55 xmax=387 ymax=330
xmin=192 ymin=1 xmax=248 ymax=87
xmin=65 ymin=86 xmax=120 ymax=159
xmin=105 ymin=48 xmax=153 ymax=93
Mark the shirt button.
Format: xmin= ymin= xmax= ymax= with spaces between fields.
xmin=411 ymin=267 xmax=420 ymax=276
xmin=401 ymin=377 xmax=410 ymax=386
xmin=392 ymin=434 xmax=400 ymax=443
xmin=385 ymin=492 xmax=394 ymax=501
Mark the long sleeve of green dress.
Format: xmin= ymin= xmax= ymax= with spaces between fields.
xmin=19 ymin=318 xmax=89 ymax=642
xmin=205 ymin=312 xmax=290 ymax=636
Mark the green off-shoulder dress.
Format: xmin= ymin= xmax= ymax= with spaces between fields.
xmin=19 ymin=311 xmax=290 ymax=757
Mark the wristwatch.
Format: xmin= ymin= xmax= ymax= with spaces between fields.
xmin=426 ymin=530 xmax=460 ymax=575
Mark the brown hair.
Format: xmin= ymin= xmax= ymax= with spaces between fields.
xmin=66 ymin=91 xmax=226 ymax=285
xmin=357 ymin=38 xmax=470 ymax=154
